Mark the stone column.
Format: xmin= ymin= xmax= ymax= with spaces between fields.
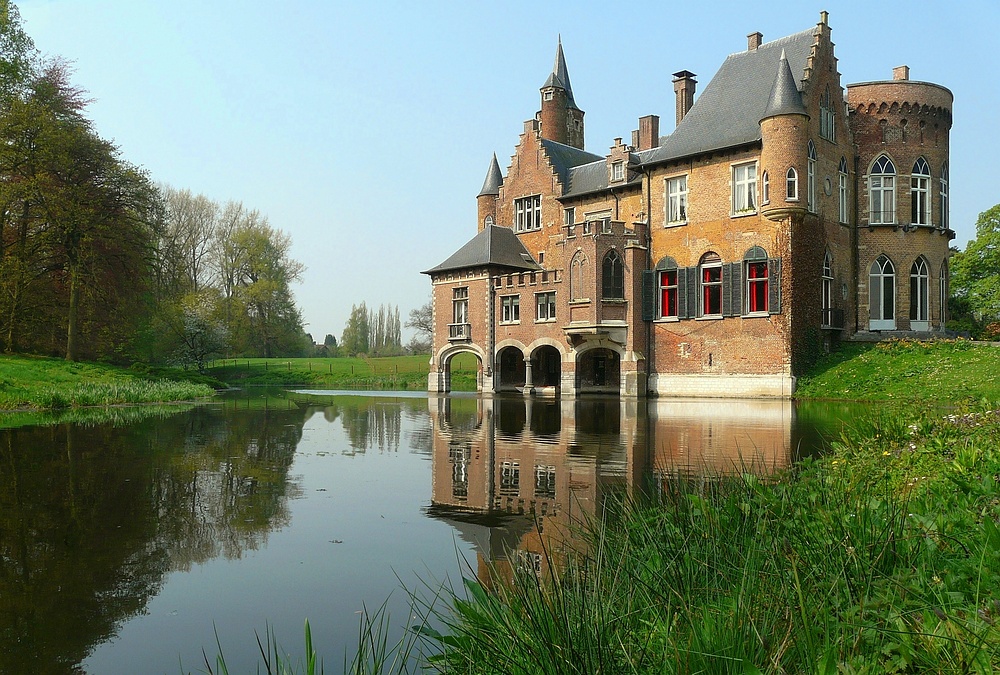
xmin=523 ymin=358 xmax=534 ymax=395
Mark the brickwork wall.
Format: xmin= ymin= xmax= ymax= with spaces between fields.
xmin=848 ymin=77 xmax=952 ymax=331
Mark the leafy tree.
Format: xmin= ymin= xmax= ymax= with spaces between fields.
xmin=952 ymin=204 xmax=1000 ymax=324
xmin=172 ymin=290 xmax=227 ymax=372
xmin=341 ymin=303 xmax=369 ymax=356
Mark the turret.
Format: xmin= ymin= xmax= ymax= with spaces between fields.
xmin=759 ymin=49 xmax=810 ymax=222
xmin=538 ymin=38 xmax=585 ymax=149
xmin=477 ymin=154 xmax=503 ymax=232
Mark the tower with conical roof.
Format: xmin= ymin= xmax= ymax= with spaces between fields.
xmin=760 ymin=48 xmax=810 ymax=222
xmin=477 ymin=153 xmax=503 ymax=232
xmin=538 ymin=38 xmax=585 ymax=149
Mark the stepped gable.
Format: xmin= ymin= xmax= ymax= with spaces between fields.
xmin=423 ymin=225 xmax=542 ymax=275
xmin=639 ymin=27 xmax=816 ymax=166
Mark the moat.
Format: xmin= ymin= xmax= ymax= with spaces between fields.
xmin=0 ymin=390 xmax=859 ymax=673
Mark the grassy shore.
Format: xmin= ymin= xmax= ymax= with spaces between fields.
xmin=795 ymin=338 xmax=1000 ymax=402
xmin=206 ymin=353 xmax=480 ymax=390
xmin=0 ymin=354 xmax=217 ymax=411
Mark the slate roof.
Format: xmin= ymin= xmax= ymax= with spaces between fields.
xmin=539 ymin=138 xmax=603 ymax=187
xmin=423 ymin=225 xmax=543 ymax=275
xmin=638 ymin=27 xmax=816 ymax=167
xmin=563 ymin=159 xmax=643 ymax=198
xmin=761 ymin=49 xmax=808 ymax=121
xmin=478 ymin=154 xmax=504 ymax=197
xmin=542 ymin=38 xmax=579 ymax=110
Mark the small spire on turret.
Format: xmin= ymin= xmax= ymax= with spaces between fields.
xmin=478 ymin=154 xmax=503 ymax=197
xmin=542 ymin=36 xmax=578 ymax=110
xmin=761 ymin=48 xmax=807 ymax=122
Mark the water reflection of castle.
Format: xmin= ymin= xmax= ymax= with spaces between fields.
xmin=428 ymin=396 xmax=795 ymax=582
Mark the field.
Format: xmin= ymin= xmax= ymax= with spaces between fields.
xmin=206 ymin=353 xmax=480 ymax=390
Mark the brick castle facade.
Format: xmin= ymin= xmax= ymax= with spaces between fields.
xmin=423 ymin=13 xmax=953 ymax=398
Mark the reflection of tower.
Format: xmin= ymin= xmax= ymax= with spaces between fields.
xmin=428 ymin=395 xmax=802 ymax=584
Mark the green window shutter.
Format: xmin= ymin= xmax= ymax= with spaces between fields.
xmin=722 ymin=264 xmax=732 ymax=317
xmin=641 ymin=270 xmax=656 ymax=321
xmin=677 ymin=268 xmax=688 ymax=318
xmin=686 ymin=267 xmax=699 ymax=318
xmin=731 ymin=262 xmax=743 ymax=316
xmin=768 ymin=258 xmax=782 ymax=314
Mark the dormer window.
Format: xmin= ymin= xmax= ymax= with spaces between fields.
xmin=612 ymin=161 xmax=625 ymax=182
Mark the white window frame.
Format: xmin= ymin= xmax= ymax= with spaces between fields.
xmin=761 ymin=170 xmax=770 ymax=205
xmin=911 ymin=158 xmax=931 ymax=226
xmin=731 ymin=161 xmax=757 ymax=215
xmin=535 ymin=291 xmax=556 ymax=322
xmin=807 ymin=141 xmax=817 ymax=212
xmin=869 ymin=255 xmax=896 ymax=330
xmin=939 ymin=259 xmax=948 ymax=325
xmin=699 ymin=252 xmax=723 ymax=317
xmin=500 ymin=294 xmax=520 ymax=324
xmin=612 ymin=161 xmax=625 ymax=182
xmin=910 ymin=257 xmax=929 ymax=330
xmin=838 ymin=157 xmax=849 ymax=224
xmin=940 ymin=163 xmax=949 ymax=229
xmin=666 ymin=175 xmax=688 ymax=225
xmin=869 ymin=155 xmax=896 ymax=225
xmin=786 ymin=167 xmax=799 ymax=201
xmin=822 ymin=252 xmax=834 ymax=325
xmin=514 ymin=195 xmax=541 ymax=232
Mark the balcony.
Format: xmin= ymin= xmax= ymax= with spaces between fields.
xmin=448 ymin=323 xmax=471 ymax=341
xmin=821 ymin=308 xmax=845 ymax=330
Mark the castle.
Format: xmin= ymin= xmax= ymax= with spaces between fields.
xmin=423 ymin=12 xmax=954 ymax=398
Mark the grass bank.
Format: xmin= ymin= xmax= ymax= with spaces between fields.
xmin=795 ymin=338 xmax=1000 ymax=402
xmin=0 ymin=355 xmax=217 ymax=412
xmin=206 ymin=354 xmax=479 ymax=391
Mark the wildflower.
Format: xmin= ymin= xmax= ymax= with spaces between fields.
xmin=882 ymin=451 xmax=891 ymax=456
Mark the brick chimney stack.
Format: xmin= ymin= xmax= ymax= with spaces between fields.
xmin=893 ymin=65 xmax=910 ymax=81
xmin=748 ymin=32 xmax=763 ymax=50
xmin=672 ymin=71 xmax=697 ymax=126
xmin=637 ymin=114 xmax=660 ymax=150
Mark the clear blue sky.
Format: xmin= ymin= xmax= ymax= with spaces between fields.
xmin=17 ymin=0 xmax=999 ymax=341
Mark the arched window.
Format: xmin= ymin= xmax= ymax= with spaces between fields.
xmin=744 ymin=246 xmax=769 ymax=314
xmin=807 ymin=141 xmax=817 ymax=212
xmin=822 ymin=251 xmax=834 ymax=326
xmin=484 ymin=215 xmax=494 ymax=227
xmin=602 ymin=249 xmax=624 ymax=300
xmin=761 ymin=170 xmax=770 ymax=205
xmin=940 ymin=259 xmax=949 ymax=325
xmin=869 ymin=155 xmax=896 ymax=225
xmin=911 ymin=158 xmax=931 ymax=226
xmin=656 ymin=256 xmax=678 ymax=318
xmin=820 ymin=86 xmax=836 ymax=141
xmin=940 ymin=162 xmax=949 ymax=229
xmin=570 ymin=251 xmax=589 ymax=301
xmin=910 ymin=257 xmax=929 ymax=329
xmin=699 ymin=252 xmax=723 ymax=317
xmin=838 ymin=157 xmax=849 ymax=224
xmin=869 ymin=254 xmax=896 ymax=330
xmin=786 ymin=167 xmax=799 ymax=201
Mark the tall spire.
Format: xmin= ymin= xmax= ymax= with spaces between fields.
xmin=761 ymin=49 xmax=806 ymax=122
xmin=478 ymin=153 xmax=503 ymax=197
xmin=542 ymin=36 xmax=578 ymax=109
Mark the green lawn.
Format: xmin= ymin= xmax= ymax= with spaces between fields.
xmin=206 ymin=353 xmax=480 ymax=390
xmin=795 ymin=339 xmax=1000 ymax=402
xmin=0 ymin=354 xmax=216 ymax=411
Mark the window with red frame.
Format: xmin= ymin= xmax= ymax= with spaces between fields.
xmin=700 ymin=253 xmax=722 ymax=316
xmin=746 ymin=260 xmax=768 ymax=313
xmin=659 ymin=269 xmax=678 ymax=318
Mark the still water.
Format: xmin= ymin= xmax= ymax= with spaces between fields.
xmin=0 ymin=391 xmax=857 ymax=674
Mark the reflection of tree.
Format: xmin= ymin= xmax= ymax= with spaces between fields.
xmin=339 ymin=399 xmax=403 ymax=454
xmin=0 ymin=403 xmax=307 ymax=674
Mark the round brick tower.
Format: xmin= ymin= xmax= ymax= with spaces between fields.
xmin=760 ymin=49 xmax=810 ymax=223
xmin=848 ymin=67 xmax=953 ymax=333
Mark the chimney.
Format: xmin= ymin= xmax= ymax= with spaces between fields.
xmin=748 ymin=32 xmax=763 ymax=50
xmin=672 ymin=71 xmax=697 ymax=126
xmin=631 ymin=129 xmax=639 ymax=147
xmin=637 ymin=114 xmax=660 ymax=150
xmin=893 ymin=65 xmax=910 ymax=81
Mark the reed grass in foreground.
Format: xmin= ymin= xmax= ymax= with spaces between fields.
xmin=416 ymin=402 xmax=1000 ymax=674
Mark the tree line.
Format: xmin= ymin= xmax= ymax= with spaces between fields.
xmin=0 ymin=2 xmax=308 ymax=365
